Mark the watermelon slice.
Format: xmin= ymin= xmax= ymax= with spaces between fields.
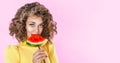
xmin=26 ymin=34 xmax=48 ymax=47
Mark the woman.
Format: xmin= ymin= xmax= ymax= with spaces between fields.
xmin=5 ymin=2 xmax=58 ymax=63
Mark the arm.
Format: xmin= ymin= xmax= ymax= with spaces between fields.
xmin=48 ymin=43 xmax=59 ymax=63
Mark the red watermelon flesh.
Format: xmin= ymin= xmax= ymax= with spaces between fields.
xmin=26 ymin=34 xmax=47 ymax=47
xmin=28 ymin=34 xmax=45 ymax=42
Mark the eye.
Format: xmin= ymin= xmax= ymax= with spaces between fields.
xmin=39 ymin=24 xmax=44 ymax=28
xmin=29 ymin=24 xmax=35 ymax=27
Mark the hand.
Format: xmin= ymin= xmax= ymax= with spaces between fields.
xmin=32 ymin=49 xmax=47 ymax=63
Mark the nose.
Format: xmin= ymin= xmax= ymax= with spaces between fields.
xmin=34 ymin=26 xmax=39 ymax=34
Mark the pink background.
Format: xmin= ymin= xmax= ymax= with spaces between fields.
xmin=0 ymin=0 xmax=120 ymax=63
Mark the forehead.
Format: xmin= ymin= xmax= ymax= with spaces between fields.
xmin=27 ymin=15 xmax=43 ymax=24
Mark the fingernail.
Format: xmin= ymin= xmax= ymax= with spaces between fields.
xmin=45 ymin=55 xmax=47 ymax=57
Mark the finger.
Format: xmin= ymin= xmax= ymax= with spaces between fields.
xmin=33 ymin=49 xmax=45 ymax=56
xmin=37 ymin=55 xmax=47 ymax=61
xmin=36 ymin=53 xmax=47 ymax=59
xmin=34 ymin=52 xmax=47 ymax=59
xmin=33 ymin=54 xmax=47 ymax=62
xmin=33 ymin=51 xmax=47 ymax=58
xmin=34 ymin=51 xmax=46 ymax=57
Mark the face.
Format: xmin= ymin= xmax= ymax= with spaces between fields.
xmin=26 ymin=15 xmax=44 ymax=38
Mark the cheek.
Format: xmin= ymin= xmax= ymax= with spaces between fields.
xmin=39 ymin=28 xmax=43 ymax=34
xmin=40 ymin=28 xmax=43 ymax=32
xmin=27 ymin=27 xmax=33 ymax=32
xmin=26 ymin=26 xmax=33 ymax=37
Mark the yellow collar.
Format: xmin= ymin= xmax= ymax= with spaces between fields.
xmin=19 ymin=40 xmax=27 ymax=46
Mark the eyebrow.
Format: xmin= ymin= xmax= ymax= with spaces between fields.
xmin=29 ymin=21 xmax=43 ymax=25
xmin=30 ymin=22 xmax=35 ymax=24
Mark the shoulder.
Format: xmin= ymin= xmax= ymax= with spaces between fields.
xmin=46 ymin=40 xmax=57 ymax=53
xmin=5 ymin=45 xmax=20 ymax=63
xmin=5 ymin=45 xmax=20 ymax=56
xmin=44 ymin=39 xmax=56 ymax=51
xmin=47 ymin=39 xmax=55 ymax=48
xmin=46 ymin=40 xmax=59 ymax=63
xmin=5 ymin=45 xmax=19 ymax=51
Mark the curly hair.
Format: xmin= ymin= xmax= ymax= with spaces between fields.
xmin=9 ymin=2 xmax=57 ymax=42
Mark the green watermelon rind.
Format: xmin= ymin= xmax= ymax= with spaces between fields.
xmin=26 ymin=42 xmax=42 ymax=47
xmin=26 ymin=39 xmax=48 ymax=47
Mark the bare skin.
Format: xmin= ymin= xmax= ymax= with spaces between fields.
xmin=26 ymin=15 xmax=47 ymax=63
xmin=32 ymin=48 xmax=47 ymax=63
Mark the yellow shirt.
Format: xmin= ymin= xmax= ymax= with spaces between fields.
xmin=5 ymin=40 xmax=58 ymax=63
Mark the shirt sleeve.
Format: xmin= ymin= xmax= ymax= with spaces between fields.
xmin=5 ymin=45 xmax=20 ymax=63
xmin=48 ymin=42 xmax=59 ymax=63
